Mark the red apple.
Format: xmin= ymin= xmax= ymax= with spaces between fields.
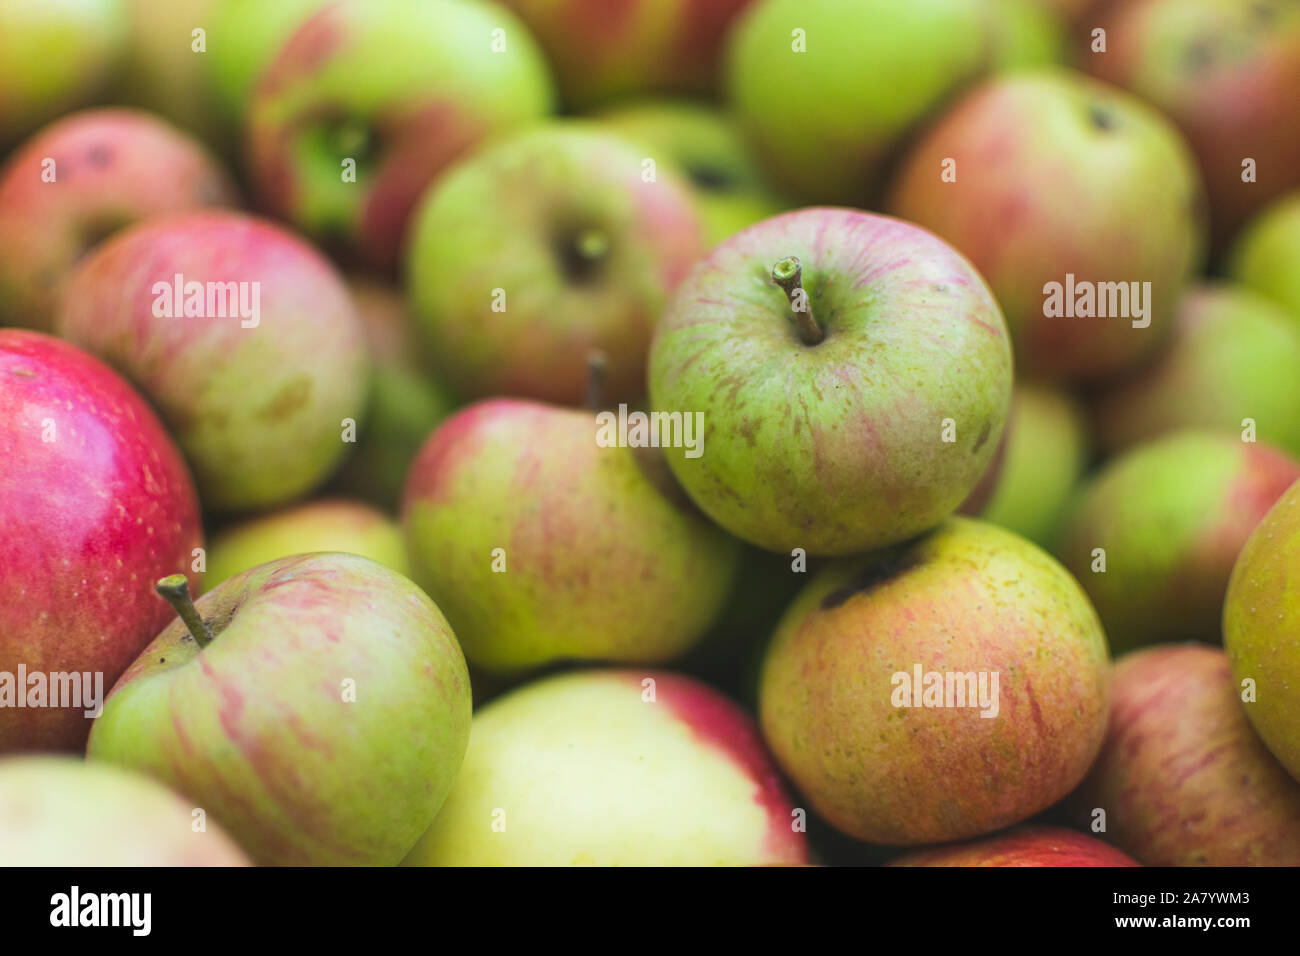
xmin=889 ymin=825 xmax=1139 ymax=867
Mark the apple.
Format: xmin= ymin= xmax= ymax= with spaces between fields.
xmin=404 ymin=668 xmax=809 ymax=865
xmin=888 ymin=69 xmax=1206 ymax=381
xmin=1228 ymin=190 xmax=1300 ymax=320
xmin=1224 ymin=477 xmax=1300 ymax=782
xmin=1084 ymin=0 xmax=1300 ymax=250
xmin=0 ymin=331 xmax=202 ymax=753
xmin=984 ymin=0 xmax=1068 ymax=72
xmin=725 ymin=0 xmax=989 ymax=204
xmin=87 ymin=553 xmax=472 ymax=866
xmin=759 ymin=517 xmax=1110 ymax=845
xmin=0 ymin=108 xmax=237 ymax=332
xmin=406 ymin=123 xmax=704 ymax=406
xmin=0 ymin=0 xmax=125 ymax=143
xmin=204 ymin=498 xmax=410 ymax=593
xmin=597 ymin=99 xmax=789 ymax=247
xmin=247 ymin=0 xmax=555 ymax=272
xmin=0 ymin=756 xmax=250 ymax=865
xmin=402 ymin=396 xmax=741 ymax=673
xmin=1074 ymin=644 xmax=1300 ymax=865
xmin=1056 ymin=430 xmax=1300 ymax=653
xmin=57 ymin=210 xmax=369 ymax=513
xmin=648 ymin=207 xmax=1012 ymax=556
xmin=888 ymin=825 xmax=1139 ymax=867
xmin=1090 ymin=283 xmax=1300 ymax=458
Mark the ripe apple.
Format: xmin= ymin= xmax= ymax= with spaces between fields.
xmin=1224 ymin=477 xmax=1300 ymax=782
xmin=1074 ymin=644 xmax=1300 ymax=865
xmin=648 ymin=207 xmax=1012 ymax=556
xmin=0 ymin=108 xmax=237 ymax=332
xmin=407 ymin=123 xmax=704 ymax=406
xmin=204 ymin=498 xmax=410 ymax=592
xmin=888 ymin=69 xmax=1206 ymax=381
xmin=984 ymin=0 xmax=1068 ymax=72
xmin=404 ymin=669 xmax=809 ymax=865
xmin=0 ymin=331 xmax=202 ymax=753
xmin=759 ymin=517 xmax=1110 ymax=845
xmin=888 ymin=825 xmax=1139 ymax=867
xmin=57 ymin=211 xmax=369 ymax=512
xmin=1228 ymin=190 xmax=1300 ymax=320
xmin=0 ymin=756 xmax=250 ymax=865
xmin=402 ymin=397 xmax=741 ymax=673
xmin=1090 ymin=284 xmax=1300 ymax=458
xmin=725 ymin=0 xmax=989 ymax=205
xmin=87 ymin=553 xmax=473 ymax=866
xmin=1056 ymin=430 xmax=1300 ymax=652
xmin=247 ymin=0 xmax=555 ymax=272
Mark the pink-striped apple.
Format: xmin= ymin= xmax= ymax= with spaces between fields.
xmin=889 ymin=826 xmax=1139 ymax=867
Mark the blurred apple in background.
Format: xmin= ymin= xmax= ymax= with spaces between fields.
xmin=1229 ymin=190 xmax=1300 ymax=320
xmin=889 ymin=825 xmax=1139 ymax=867
xmin=983 ymin=0 xmax=1069 ymax=72
xmin=0 ymin=108 xmax=236 ymax=331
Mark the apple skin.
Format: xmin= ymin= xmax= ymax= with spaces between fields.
xmin=0 ymin=331 xmax=203 ymax=753
xmin=204 ymin=498 xmax=410 ymax=593
xmin=649 ymin=207 xmax=1012 ymax=556
xmin=1229 ymin=190 xmax=1300 ymax=320
xmin=1224 ymin=477 xmax=1300 ymax=782
xmin=1085 ymin=0 xmax=1300 ymax=251
xmin=1074 ymin=645 xmax=1300 ymax=865
xmin=407 ymin=123 xmax=704 ymax=406
xmin=0 ymin=108 xmax=238 ymax=332
xmin=726 ymin=0 xmax=989 ymax=205
xmin=404 ymin=669 xmax=809 ymax=866
xmin=888 ymin=825 xmax=1139 ymax=867
xmin=0 ymin=756 xmax=250 ymax=865
xmin=402 ymin=399 xmax=741 ymax=673
xmin=759 ymin=517 xmax=1110 ymax=845
xmin=888 ymin=69 xmax=1206 ymax=381
xmin=1090 ymin=284 xmax=1300 ymax=458
xmin=247 ymin=0 xmax=555 ymax=272
xmin=1057 ymin=431 xmax=1300 ymax=653
xmin=0 ymin=0 xmax=126 ymax=144
xmin=984 ymin=0 xmax=1068 ymax=72
xmin=57 ymin=211 xmax=369 ymax=513
xmin=87 ymin=552 xmax=472 ymax=866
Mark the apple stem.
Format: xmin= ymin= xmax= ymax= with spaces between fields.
xmin=772 ymin=256 xmax=823 ymax=345
xmin=585 ymin=350 xmax=608 ymax=411
xmin=154 ymin=574 xmax=212 ymax=649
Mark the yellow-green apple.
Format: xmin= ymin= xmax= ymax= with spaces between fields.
xmin=1228 ymin=190 xmax=1300 ymax=319
xmin=888 ymin=825 xmax=1139 ymax=867
xmin=404 ymin=668 xmax=808 ymax=865
xmin=403 ymin=398 xmax=740 ymax=673
xmin=889 ymin=69 xmax=1206 ymax=381
xmin=648 ymin=207 xmax=1012 ymax=556
xmin=0 ymin=331 xmax=202 ymax=753
xmin=984 ymin=0 xmax=1068 ymax=72
xmin=87 ymin=553 xmax=472 ymax=866
xmin=1091 ymin=284 xmax=1300 ymax=457
xmin=1224 ymin=477 xmax=1300 ymax=782
xmin=0 ymin=0 xmax=125 ymax=143
xmin=726 ymin=0 xmax=989 ymax=204
xmin=1085 ymin=0 xmax=1300 ymax=251
xmin=1056 ymin=431 xmax=1300 ymax=652
xmin=0 ymin=756 xmax=249 ymax=865
xmin=0 ymin=108 xmax=237 ymax=331
xmin=247 ymin=0 xmax=555 ymax=272
xmin=407 ymin=123 xmax=704 ymax=406
xmin=1074 ymin=644 xmax=1300 ymax=865
xmin=57 ymin=211 xmax=369 ymax=512
xmin=203 ymin=498 xmax=409 ymax=592
xmin=759 ymin=517 xmax=1110 ymax=845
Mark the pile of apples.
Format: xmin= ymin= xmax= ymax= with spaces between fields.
xmin=2 ymin=0 xmax=1300 ymax=868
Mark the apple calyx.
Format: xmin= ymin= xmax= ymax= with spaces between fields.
xmin=154 ymin=574 xmax=213 ymax=649
xmin=585 ymin=349 xmax=608 ymax=411
xmin=772 ymin=256 xmax=824 ymax=345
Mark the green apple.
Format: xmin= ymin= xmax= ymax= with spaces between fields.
xmin=760 ymin=517 xmax=1111 ymax=844
xmin=1057 ymin=431 xmax=1300 ymax=652
xmin=984 ymin=0 xmax=1068 ymax=72
xmin=649 ymin=207 xmax=1012 ymax=556
xmin=87 ymin=554 xmax=472 ymax=866
xmin=405 ymin=668 xmax=809 ymax=865
xmin=1228 ymin=191 xmax=1300 ymax=320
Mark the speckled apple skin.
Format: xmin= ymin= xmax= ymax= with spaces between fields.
xmin=649 ymin=207 xmax=1012 ymax=556
xmin=87 ymin=553 xmax=472 ymax=866
xmin=888 ymin=825 xmax=1138 ymax=867
xmin=0 ymin=331 xmax=202 ymax=753
xmin=759 ymin=517 xmax=1110 ymax=845
xmin=1076 ymin=644 xmax=1300 ymax=865
xmin=1225 ymin=477 xmax=1300 ymax=783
